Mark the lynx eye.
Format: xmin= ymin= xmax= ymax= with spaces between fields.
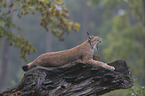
xmin=89 ymin=36 xmax=93 ymax=40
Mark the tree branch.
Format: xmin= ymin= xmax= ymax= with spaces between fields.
xmin=0 ymin=60 xmax=133 ymax=96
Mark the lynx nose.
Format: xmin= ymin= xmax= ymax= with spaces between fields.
xmin=99 ymin=38 xmax=103 ymax=43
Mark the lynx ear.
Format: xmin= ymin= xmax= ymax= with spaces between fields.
xmin=87 ymin=32 xmax=90 ymax=36
xmin=87 ymin=32 xmax=92 ymax=41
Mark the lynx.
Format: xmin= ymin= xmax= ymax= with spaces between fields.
xmin=22 ymin=33 xmax=115 ymax=71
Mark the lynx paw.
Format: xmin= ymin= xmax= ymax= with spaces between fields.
xmin=104 ymin=63 xmax=115 ymax=71
xmin=109 ymin=66 xmax=115 ymax=71
xmin=103 ymin=63 xmax=115 ymax=71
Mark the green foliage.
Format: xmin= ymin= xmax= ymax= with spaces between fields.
xmin=0 ymin=27 xmax=35 ymax=61
xmin=17 ymin=0 xmax=80 ymax=37
xmin=0 ymin=0 xmax=80 ymax=61
xmin=90 ymin=0 xmax=145 ymax=86
xmin=125 ymin=86 xmax=145 ymax=96
xmin=103 ymin=86 xmax=145 ymax=96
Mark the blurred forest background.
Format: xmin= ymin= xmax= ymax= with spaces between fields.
xmin=0 ymin=0 xmax=145 ymax=95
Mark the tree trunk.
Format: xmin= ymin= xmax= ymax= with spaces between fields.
xmin=0 ymin=60 xmax=133 ymax=96
xmin=82 ymin=0 xmax=89 ymax=41
xmin=0 ymin=0 xmax=13 ymax=89
xmin=46 ymin=31 xmax=52 ymax=52
xmin=0 ymin=39 xmax=10 ymax=89
xmin=143 ymin=0 xmax=145 ymax=86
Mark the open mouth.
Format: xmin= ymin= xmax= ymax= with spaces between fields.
xmin=96 ymin=39 xmax=103 ymax=50
xmin=96 ymin=43 xmax=99 ymax=50
xmin=96 ymin=41 xmax=102 ymax=50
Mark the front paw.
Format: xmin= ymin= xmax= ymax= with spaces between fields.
xmin=103 ymin=63 xmax=115 ymax=71
xmin=109 ymin=66 xmax=115 ymax=71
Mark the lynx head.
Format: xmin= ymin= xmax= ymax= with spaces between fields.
xmin=87 ymin=32 xmax=103 ymax=50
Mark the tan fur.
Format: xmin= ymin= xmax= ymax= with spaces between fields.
xmin=27 ymin=35 xmax=115 ymax=71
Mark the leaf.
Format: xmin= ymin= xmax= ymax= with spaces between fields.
xmin=0 ymin=0 xmax=80 ymax=62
